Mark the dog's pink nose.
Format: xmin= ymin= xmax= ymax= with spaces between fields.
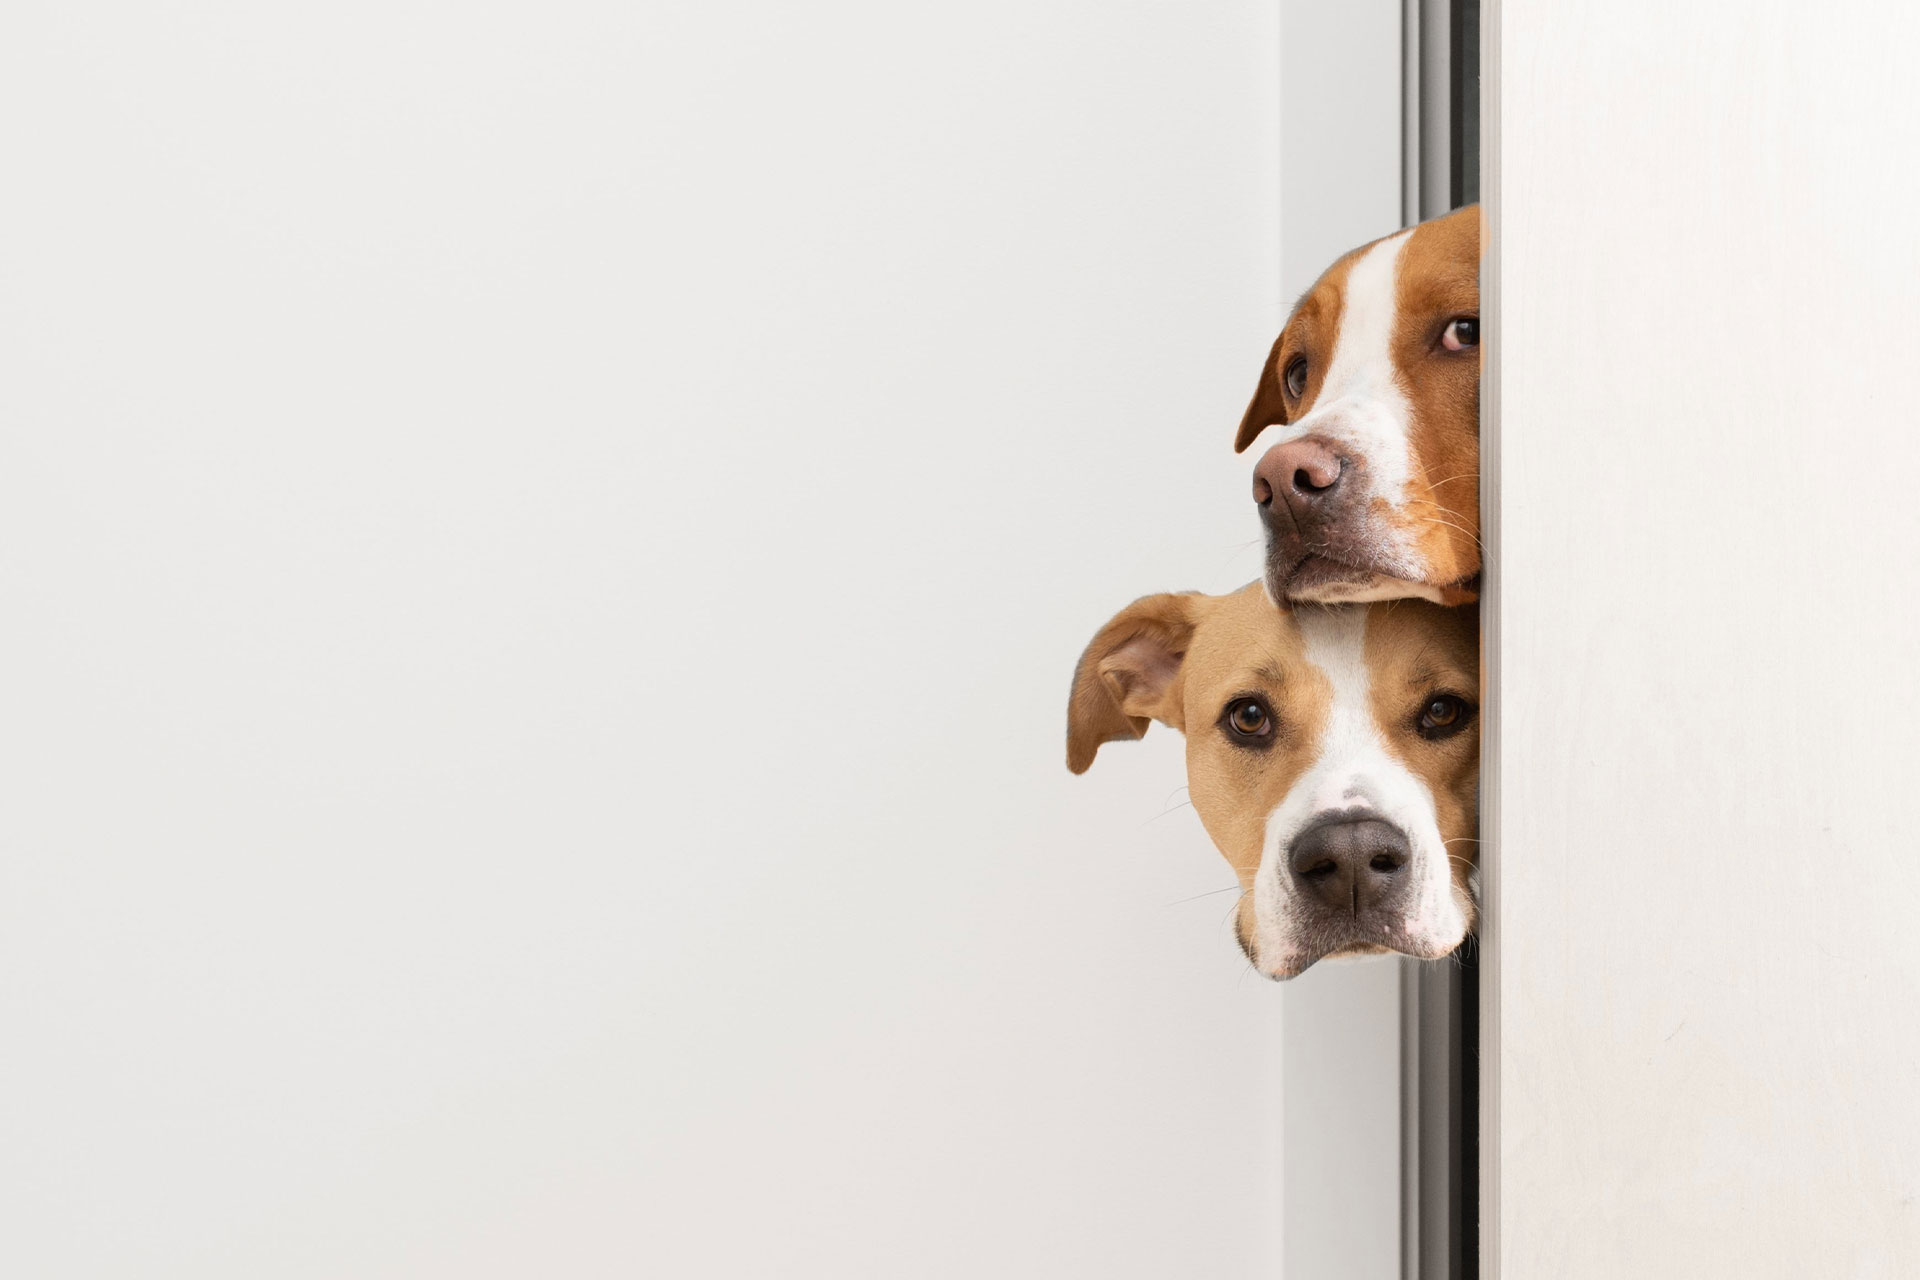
xmin=1251 ymin=437 xmax=1345 ymax=510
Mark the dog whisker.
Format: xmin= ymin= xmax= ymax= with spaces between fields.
xmin=1166 ymin=885 xmax=1244 ymax=906
xmin=1143 ymin=799 xmax=1195 ymax=825
xmin=1412 ymin=498 xmax=1482 ymax=531
xmin=1405 ymin=459 xmax=1479 ymax=489
xmin=1413 ymin=513 xmax=1486 ymax=552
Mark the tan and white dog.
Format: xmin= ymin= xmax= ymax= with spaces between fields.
xmin=1067 ymin=584 xmax=1478 ymax=978
xmin=1237 ymin=206 xmax=1482 ymax=606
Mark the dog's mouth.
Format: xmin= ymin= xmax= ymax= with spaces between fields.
xmin=1268 ymin=549 xmax=1416 ymax=606
xmin=1275 ymin=552 xmax=1386 ymax=599
xmin=1250 ymin=915 xmax=1463 ymax=980
xmin=1267 ymin=550 xmax=1477 ymax=607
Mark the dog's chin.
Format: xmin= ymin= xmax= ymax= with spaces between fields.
xmin=1266 ymin=552 xmax=1477 ymax=607
xmin=1271 ymin=553 xmax=1383 ymax=602
xmin=1250 ymin=920 xmax=1469 ymax=981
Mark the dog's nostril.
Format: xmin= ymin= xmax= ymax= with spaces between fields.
xmin=1301 ymin=858 xmax=1338 ymax=882
xmin=1369 ymin=852 xmax=1403 ymax=874
xmin=1293 ymin=467 xmax=1330 ymax=494
xmin=1252 ymin=473 xmax=1273 ymax=506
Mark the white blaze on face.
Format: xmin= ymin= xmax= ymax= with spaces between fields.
xmin=1251 ymin=231 xmax=1430 ymax=590
xmin=1247 ymin=606 xmax=1468 ymax=974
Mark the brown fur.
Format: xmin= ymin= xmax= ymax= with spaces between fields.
xmin=1234 ymin=255 xmax=1354 ymax=452
xmin=1068 ymin=584 xmax=1479 ymax=969
xmin=1362 ymin=599 xmax=1480 ymax=929
xmin=1235 ymin=206 xmax=1483 ymax=600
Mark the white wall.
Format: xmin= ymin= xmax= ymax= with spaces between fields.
xmin=1485 ymin=1 xmax=1920 ymax=1274
xmin=0 ymin=3 xmax=1295 ymax=1277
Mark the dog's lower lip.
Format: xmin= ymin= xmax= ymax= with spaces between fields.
xmin=1281 ymin=553 xmax=1375 ymax=592
xmin=1274 ymin=917 xmax=1438 ymax=977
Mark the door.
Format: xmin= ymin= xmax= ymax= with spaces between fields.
xmin=1482 ymin=1 xmax=1920 ymax=1272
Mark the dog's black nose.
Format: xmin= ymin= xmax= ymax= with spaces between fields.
xmin=1288 ymin=816 xmax=1412 ymax=916
xmin=1252 ymin=436 xmax=1345 ymax=523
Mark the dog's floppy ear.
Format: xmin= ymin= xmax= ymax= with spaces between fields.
xmin=1066 ymin=593 xmax=1200 ymax=774
xmin=1235 ymin=331 xmax=1289 ymax=454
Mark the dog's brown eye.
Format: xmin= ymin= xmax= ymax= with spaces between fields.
xmin=1417 ymin=694 xmax=1474 ymax=740
xmin=1284 ymin=358 xmax=1309 ymax=399
xmin=1441 ymin=317 xmax=1479 ymax=352
xmin=1224 ymin=697 xmax=1273 ymax=740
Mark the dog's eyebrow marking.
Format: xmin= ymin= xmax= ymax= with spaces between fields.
xmin=1405 ymin=665 xmax=1471 ymax=691
xmin=1253 ymin=662 xmax=1289 ymax=687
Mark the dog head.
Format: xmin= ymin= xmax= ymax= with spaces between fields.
xmin=1237 ymin=205 xmax=1481 ymax=606
xmin=1067 ymin=584 xmax=1478 ymax=978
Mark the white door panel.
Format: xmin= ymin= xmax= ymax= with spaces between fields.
xmin=1485 ymin=2 xmax=1920 ymax=1273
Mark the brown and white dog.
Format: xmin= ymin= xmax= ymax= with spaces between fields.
xmin=1237 ymin=206 xmax=1481 ymax=606
xmin=1068 ymin=584 xmax=1478 ymax=978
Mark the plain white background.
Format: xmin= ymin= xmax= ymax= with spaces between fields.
xmin=0 ymin=3 xmax=1355 ymax=1276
